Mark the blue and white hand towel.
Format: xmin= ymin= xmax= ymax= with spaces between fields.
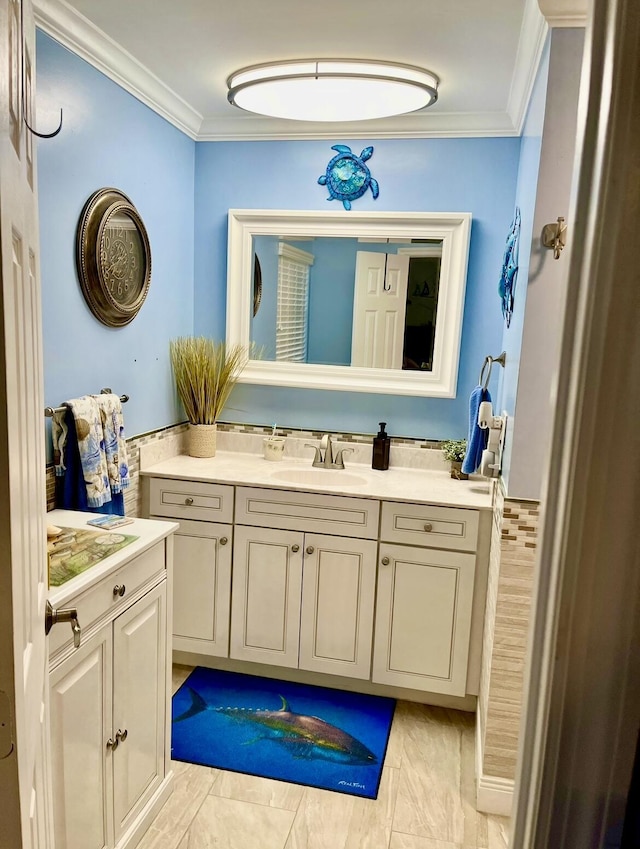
xmin=65 ymin=395 xmax=112 ymax=508
xmin=461 ymin=385 xmax=491 ymax=475
xmin=93 ymin=393 xmax=130 ymax=495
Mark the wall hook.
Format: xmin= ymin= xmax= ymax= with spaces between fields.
xmin=541 ymin=216 xmax=567 ymax=259
xmin=20 ymin=0 xmax=63 ymax=138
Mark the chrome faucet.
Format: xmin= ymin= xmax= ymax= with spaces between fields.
xmin=305 ymin=435 xmax=353 ymax=470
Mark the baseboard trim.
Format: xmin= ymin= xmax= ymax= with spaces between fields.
xmin=475 ymin=712 xmax=515 ymax=816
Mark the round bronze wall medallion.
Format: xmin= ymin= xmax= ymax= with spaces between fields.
xmin=76 ymin=188 xmax=152 ymax=327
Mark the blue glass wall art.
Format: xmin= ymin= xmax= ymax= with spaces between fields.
xmin=318 ymin=145 xmax=379 ymax=210
xmin=498 ymin=207 xmax=521 ymax=328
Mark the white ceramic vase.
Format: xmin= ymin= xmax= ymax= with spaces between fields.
xmin=188 ymin=423 xmax=217 ymax=458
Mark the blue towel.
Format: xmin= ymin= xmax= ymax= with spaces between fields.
xmin=461 ymin=385 xmax=490 ymax=475
xmin=55 ymin=407 xmax=124 ymax=515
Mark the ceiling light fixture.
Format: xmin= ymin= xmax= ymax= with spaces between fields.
xmin=227 ymin=60 xmax=439 ymax=122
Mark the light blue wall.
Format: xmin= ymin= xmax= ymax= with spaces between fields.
xmin=194 ymin=138 xmax=520 ymax=439
xmin=497 ymin=37 xmax=550 ymax=484
xmin=36 ymin=31 xmax=195 ymax=443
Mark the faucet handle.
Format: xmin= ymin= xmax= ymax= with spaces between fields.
xmin=333 ymin=447 xmax=354 ymax=469
xmin=305 ymin=443 xmax=323 ymax=467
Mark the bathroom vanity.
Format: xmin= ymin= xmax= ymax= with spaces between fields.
xmin=46 ymin=510 xmax=177 ymax=849
xmin=141 ymin=447 xmax=492 ymax=707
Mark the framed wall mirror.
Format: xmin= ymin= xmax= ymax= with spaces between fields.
xmin=226 ymin=209 xmax=471 ymax=397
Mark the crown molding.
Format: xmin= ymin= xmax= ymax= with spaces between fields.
xmin=507 ymin=0 xmax=549 ymax=134
xmin=33 ymin=0 xmax=546 ymax=142
xmin=537 ymin=0 xmax=588 ymax=26
xmin=33 ymin=0 xmax=202 ymax=139
xmin=196 ymin=111 xmax=518 ymax=141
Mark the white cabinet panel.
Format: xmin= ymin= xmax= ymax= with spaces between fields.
xmin=113 ymin=583 xmax=166 ymax=839
xmin=49 ymin=624 xmax=113 ymax=849
xmin=299 ymin=534 xmax=377 ymax=679
xmin=172 ymin=518 xmax=232 ymax=657
xmin=372 ymin=543 xmax=475 ymax=696
xmin=230 ymin=525 xmax=303 ymax=668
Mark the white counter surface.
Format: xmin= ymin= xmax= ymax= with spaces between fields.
xmin=47 ymin=509 xmax=178 ymax=605
xmin=140 ymin=452 xmax=494 ymax=511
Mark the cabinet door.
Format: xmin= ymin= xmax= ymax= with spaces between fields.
xmin=230 ymin=525 xmax=303 ymax=668
xmin=49 ymin=624 xmax=113 ymax=849
xmin=172 ymin=518 xmax=232 ymax=657
xmin=299 ymin=534 xmax=377 ymax=679
xmin=372 ymin=543 xmax=475 ymax=696
xmin=112 ymin=583 xmax=166 ymax=840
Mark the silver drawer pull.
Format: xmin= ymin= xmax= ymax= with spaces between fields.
xmin=423 ymin=523 xmax=433 ymax=532
xmin=185 ymin=497 xmax=194 ymax=506
xmin=381 ymin=556 xmax=390 ymax=566
xmin=306 ymin=546 xmax=315 ymax=555
xmin=220 ymin=536 xmax=228 ymax=546
xmin=113 ymin=584 xmax=126 ymax=598
xmin=291 ymin=544 xmax=300 ymax=553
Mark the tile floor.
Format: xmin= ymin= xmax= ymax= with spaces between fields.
xmin=137 ymin=665 xmax=510 ymax=849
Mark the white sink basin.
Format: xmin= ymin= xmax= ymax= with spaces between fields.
xmin=268 ymin=467 xmax=368 ymax=488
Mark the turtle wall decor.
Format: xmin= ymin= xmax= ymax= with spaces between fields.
xmin=318 ymin=144 xmax=379 ymax=210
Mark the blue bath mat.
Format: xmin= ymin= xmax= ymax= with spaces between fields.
xmin=171 ymin=667 xmax=395 ymax=799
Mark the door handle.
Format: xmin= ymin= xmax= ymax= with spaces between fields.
xmin=45 ymin=600 xmax=82 ymax=648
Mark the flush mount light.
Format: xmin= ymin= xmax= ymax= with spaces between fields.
xmin=227 ymin=60 xmax=439 ymax=122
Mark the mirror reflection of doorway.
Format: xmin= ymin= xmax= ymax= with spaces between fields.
xmin=351 ymin=249 xmax=441 ymax=370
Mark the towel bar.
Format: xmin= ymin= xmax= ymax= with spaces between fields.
xmin=479 ymin=352 xmax=506 ymax=389
xmin=44 ymin=388 xmax=129 ymax=418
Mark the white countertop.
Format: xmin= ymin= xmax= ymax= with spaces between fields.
xmin=140 ymin=452 xmax=494 ymax=511
xmin=48 ymin=509 xmax=178 ymax=605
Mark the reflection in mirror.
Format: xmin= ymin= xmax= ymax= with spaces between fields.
xmin=251 ymin=236 xmax=442 ymax=371
xmin=227 ymin=210 xmax=471 ymax=397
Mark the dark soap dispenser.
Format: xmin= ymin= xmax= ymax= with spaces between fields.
xmin=372 ymin=422 xmax=390 ymax=471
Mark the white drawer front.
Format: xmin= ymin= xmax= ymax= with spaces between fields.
xmin=235 ymin=486 xmax=380 ymax=539
xmin=149 ymin=477 xmax=233 ymax=523
xmin=380 ymin=502 xmax=479 ymax=552
xmin=49 ymin=542 xmax=165 ymax=659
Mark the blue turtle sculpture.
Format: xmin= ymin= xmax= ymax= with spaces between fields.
xmin=318 ymin=145 xmax=379 ymax=210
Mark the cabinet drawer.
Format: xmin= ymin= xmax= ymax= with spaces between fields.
xmin=235 ymin=486 xmax=380 ymax=540
xmin=49 ymin=542 xmax=165 ymax=659
xmin=380 ymin=502 xmax=479 ymax=552
xmin=149 ymin=477 xmax=233 ymax=523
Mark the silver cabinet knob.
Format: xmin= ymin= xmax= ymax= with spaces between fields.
xmin=116 ymin=728 xmax=128 ymax=744
xmin=220 ymin=536 xmax=228 ymax=546
xmin=185 ymin=497 xmax=194 ymax=506
xmin=381 ymin=556 xmax=390 ymax=566
xmin=306 ymin=546 xmax=315 ymax=555
xmin=113 ymin=584 xmax=126 ymax=598
xmin=106 ymin=736 xmax=118 ymax=751
xmin=291 ymin=544 xmax=300 ymax=553
xmin=423 ymin=523 xmax=433 ymax=532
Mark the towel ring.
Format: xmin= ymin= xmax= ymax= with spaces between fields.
xmin=479 ymin=351 xmax=506 ymax=390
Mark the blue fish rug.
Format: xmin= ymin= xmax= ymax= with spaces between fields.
xmin=171 ymin=667 xmax=395 ymax=800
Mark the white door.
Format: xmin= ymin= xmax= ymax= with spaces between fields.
xmin=372 ymin=543 xmax=475 ymax=696
xmin=351 ymin=251 xmax=410 ymax=368
xmin=230 ymin=525 xmax=303 ymax=668
xmin=0 ymin=0 xmax=51 ymax=845
xmin=49 ymin=625 xmax=113 ymax=849
xmin=171 ymin=518 xmax=232 ymax=657
xmin=299 ymin=533 xmax=377 ymax=680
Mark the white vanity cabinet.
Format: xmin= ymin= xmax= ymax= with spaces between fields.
xmin=47 ymin=517 xmax=176 ymax=849
xmin=372 ymin=502 xmax=481 ymax=697
xmin=230 ymin=521 xmax=377 ymax=678
xmin=148 ymin=478 xmax=233 ymax=657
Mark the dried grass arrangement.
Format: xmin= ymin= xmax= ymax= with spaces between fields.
xmin=169 ymin=337 xmax=248 ymax=425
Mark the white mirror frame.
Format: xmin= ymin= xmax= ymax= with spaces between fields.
xmin=226 ymin=209 xmax=472 ymax=397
